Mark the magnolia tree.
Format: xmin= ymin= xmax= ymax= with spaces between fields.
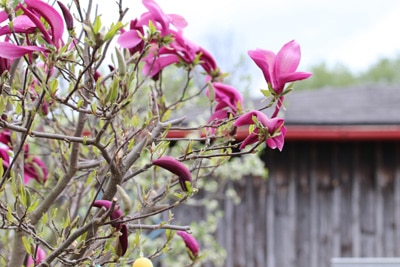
xmin=0 ymin=0 xmax=311 ymax=266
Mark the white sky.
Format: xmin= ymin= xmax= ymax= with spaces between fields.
xmin=97 ymin=0 xmax=400 ymax=85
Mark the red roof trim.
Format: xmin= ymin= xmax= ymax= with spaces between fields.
xmin=167 ymin=125 xmax=400 ymax=141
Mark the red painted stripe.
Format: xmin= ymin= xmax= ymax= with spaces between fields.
xmin=167 ymin=125 xmax=400 ymax=141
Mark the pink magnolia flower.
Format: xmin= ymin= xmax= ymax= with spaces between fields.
xmin=206 ymin=82 xmax=243 ymax=132
xmin=118 ymin=0 xmax=187 ymax=50
xmin=22 ymin=0 xmax=65 ymax=47
xmin=177 ymin=231 xmax=199 ymax=260
xmin=234 ymin=110 xmax=286 ymax=151
xmin=117 ymin=19 xmax=145 ymax=55
xmin=0 ymin=147 xmax=11 ymax=170
xmin=152 ymin=156 xmax=192 ymax=192
xmin=92 ymin=200 xmax=128 ymax=256
xmin=0 ymin=130 xmax=48 ymax=184
xmin=248 ymin=40 xmax=312 ymax=95
xmin=139 ymin=0 xmax=187 ymax=36
xmin=142 ymin=30 xmax=218 ymax=78
xmin=24 ymin=154 xmax=49 ymax=184
xmin=26 ymin=245 xmax=46 ymax=267
xmin=208 ymin=82 xmax=243 ymax=112
xmin=0 ymin=0 xmax=65 ymax=55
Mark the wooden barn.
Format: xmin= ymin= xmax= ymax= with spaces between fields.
xmin=177 ymin=85 xmax=400 ymax=267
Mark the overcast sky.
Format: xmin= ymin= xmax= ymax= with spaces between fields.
xmin=99 ymin=0 xmax=400 ymax=88
xmin=157 ymin=0 xmax=400 ymax=71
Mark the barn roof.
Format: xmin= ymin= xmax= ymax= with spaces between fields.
xmin=280 ymin=85 xmax=400 ymax=125
xmin=256 ymin=84 xmax=400 ymax=141
xmin=170 ymin=85 xmax=400 ymax=141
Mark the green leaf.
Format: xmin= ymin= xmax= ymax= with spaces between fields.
xmin=0 ymin=158 xmax=3 ymax=178
xmin=260 ymin=88 xmax=271 ymax=98
xmin=104 ymin=22 xmax=124 ymax=41
xmin=49 ymin=79 xmax=58 ymax=95
xmin=21 ymin=236 xmax=32 ymax=255
xmin=93 ymin=16 xmax=102 ymax=34
xmin=173 ymin=192 xmax=184 ymax=199
xmin=207 ymin=82 xmax=215 ymax=102
xmin=0 ymin=95 xmax=5 ymax=115
xmin=114 ymin=46 xmax=126 ymax=76
xmin=62 ymin=212 xmax=71 ymax=229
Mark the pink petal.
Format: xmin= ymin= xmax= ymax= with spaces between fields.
xmin=248 ymin=49 xmax=275 ymax=87
xmin=168 ymin=14 xmax=188 ymax=30
xmin=117 ymin=30 xmax=143 ymax=49
xmin=177 ymin=231 xmax=199 ymax=259
xmin=152 ymin=156 xmax=192 ymax=191
xmin=0 ymin=11 xmax=8 ymax=23
xmin=26 ymin=246 xmax=46 ymax=267
xmin=0 ymin=42 xmax=46 ymax=59
xmin=25 ymin=0 xmax=64 ymax=45
xmin=275 ymin=40 xmax=301 ymax=74
xmin=239 ymin=133 xmax=259 ymax=150
xmin=118 ymin=224 xmax=129 ymax=256
xmin=143 ymin=53 xmax=180 ymax=77
xmin=278 ymin=71 xmax=312 ymax=85
xmin=234 ymin=110 xmax=268 ymax=127
xmin=0 ymin=15 xmax=36 ymax=36
xmin=18 ymin=3 xmax=52 ymax=44
xmin=92 ymin=200 xmax=123 ymax=222
xmin=266 ymin=125 xmax=286 ymax=151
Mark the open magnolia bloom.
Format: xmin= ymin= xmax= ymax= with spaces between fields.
xmin=234 ymin=110 xmax=286 ymax=151
xmin=248 ymin=40 xmax=312 ymax=95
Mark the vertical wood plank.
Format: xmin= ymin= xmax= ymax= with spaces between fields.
xmin=245 ymin=176 xmax=255 ymax=267
xmin=224 ymin=182 xmax=234 ymax=267
xmin=331 ymin=143 xmax=341 ymax=258
xmin=287 ymin=146 xmax=297 ymax=267
xmin=352 ymin=143 xmax=361 ymax=257
xmin=267 ymin=171 xmax=275 ymax=267
xmin=310 ymin=144 xmax=319 ymax=267
xmin=255 ymin=177 xmax=267 ymax=267
xmin=375 ymin=143 xmax=384 ymax=257
xmin=295 ymin=142 xmax=311 ymax=267
xmin=395 ymin=143 xmax=400 ymax=256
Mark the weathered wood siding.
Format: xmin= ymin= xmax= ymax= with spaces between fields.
xmin=179 ymin=141 xmax=400 ymax=267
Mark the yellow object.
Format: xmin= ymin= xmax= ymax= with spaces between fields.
xmin=132 ymin=257 xmax=153 ymax=267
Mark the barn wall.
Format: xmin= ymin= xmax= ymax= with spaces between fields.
xmin=176 ymin=141 xmax=400 ymax=267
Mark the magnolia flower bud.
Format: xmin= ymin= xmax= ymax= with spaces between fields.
xmin=57 ymin=1 xmax=74 ymax=31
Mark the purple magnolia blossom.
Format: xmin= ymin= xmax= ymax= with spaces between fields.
xmin=117 ymin=0 xmax=187 ymax=50
xmin=208 ymin=82 xmax=243 ymax=113
xmin=23 ymin=154 xmax=49 ymax=184
xmin=92 ymin=200 xmax=128 ymax=256
xmin=0 ymin=130 xmax=48 ymax=184
xmin=117 ymin=0 xmax=219 ymax=78
xmin=0 ymin=0 xmax=65 ymax=58
xmin=0 ymin=56 xmax=10 ymax=74
xmin=234 ymin=110 xmax=286 ymax=151
xmin=26 ymin=245 xmax=46 ymax=267
xmin=0 ymin=147 xmax=10 ymax=170
xmin=248 ymin=40 xmax=312 ymax=95
xmin=177 ymin=231 xmax=199 ymax=260
xmin=152 ymin=156 xmax=192 ymax=192
xmin=22 ymin=0 xmax=65 ymax=46
xmin=138 ymin=0 xmax=187 ymax=36
xmin=206 ymin=82 xmax=243 ymax=132
xmin=117 ymin=19 xmax=145 ymax=55
xmin=142 ymin=30 xmax=219 ymax=78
